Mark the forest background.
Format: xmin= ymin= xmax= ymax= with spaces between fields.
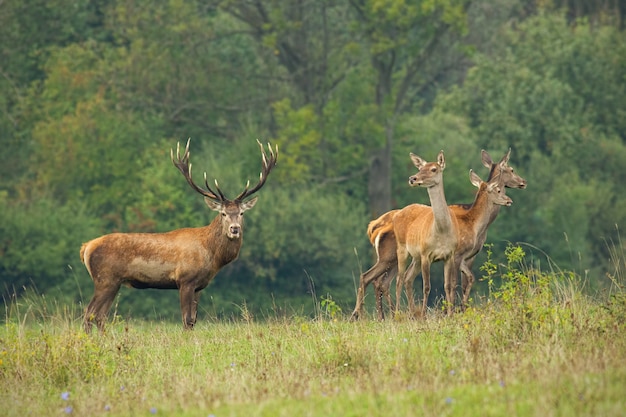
xmin=1 ymin=0 xmax=625 ymax=320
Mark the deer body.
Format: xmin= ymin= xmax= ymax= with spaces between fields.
xmin=394 ymin=151 xmax=458 ymax=317
xmin=82 ymin=140 xmax=277 ymax=332
xmin=350 ymin=150 xmax=525 ymax=320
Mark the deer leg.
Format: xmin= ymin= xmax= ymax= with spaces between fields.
xmin=192 ymin=290 xmax=201 ymax=324
xmin=373 ymin=277 xmax=385 ymax=320
xmin=351 ymin=260 xmax=392 ymax=320
xmin=395 ymin=247 xmax=409 ymax=315
xmin=403 ymin=259 xmax=420 ymax=317
xmin=380 ymin=264 xmax=397 ymax=315
xmin=84 ymin=282 xmax=121 ymax=333
xmin=443 ymin=259 xmax=457 ymax=316
xmin=460 ymin=257 xmax=476 ymax=309
xmin=179 ymin=286 xmax=197 ymax=330
xmin=420 ymin=259 xmax=431 ymax=317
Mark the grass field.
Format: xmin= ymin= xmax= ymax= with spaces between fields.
xmin=2 ymin=247 xmax=625 ymax=416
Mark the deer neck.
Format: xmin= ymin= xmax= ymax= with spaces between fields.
xmin=204 ymin=217 xmax=243 ymax=267
xmin=426 ymin=181 xmax=453 ymax=233
xmin=467 ymin=185 xmax=499 ymax=234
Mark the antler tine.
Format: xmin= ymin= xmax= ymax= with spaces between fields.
xmin=171 ymin=139 xmax=223 ymax=201
xmin=207 ymin=175 xmax=227 ymax=201
xmin=235 ymin=140 xmax=279 ymax=201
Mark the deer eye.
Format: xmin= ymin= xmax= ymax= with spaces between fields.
xmin=221 ymin=213 xmax=226 ymax=217
xmin=431 ymin=167 xmax=437 ymax=172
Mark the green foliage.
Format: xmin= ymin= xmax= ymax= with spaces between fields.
xmin=476 ymin=242 xmax=601 ymax=342
xmin=436 ymin=12 xmax=626 ymax=272
xmin=1 ymin=1 xmax=626 ymax=319
xmin=393 ymin=110 xmax=481 ymax=207
xmin=225 ymin=184 xmax=369 ymax=304
xmin=0 ymin=197 xmax=102 ymax=301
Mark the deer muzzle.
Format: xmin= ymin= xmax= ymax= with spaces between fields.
xmin=228 ymin=224 xmax=242 ymax=239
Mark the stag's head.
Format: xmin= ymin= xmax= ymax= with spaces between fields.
xmin=408 ymin=150 xmax=445 ymax=188
xmin=482 ymin=149 xmax=527 ymax=189
xmin=171 ymin=139 xmax=278 ymax=240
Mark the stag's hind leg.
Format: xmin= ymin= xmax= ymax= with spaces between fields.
xmin=179 ymin=285 xmax=200 ymax=330
xmin=84 ymin=282 xmax=121 ymax=333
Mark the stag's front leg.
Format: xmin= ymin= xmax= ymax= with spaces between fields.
xmin=179 ymin=285 xmax=197 ymax=330
xmin=191 ymin=290 xmax=201 ymax=324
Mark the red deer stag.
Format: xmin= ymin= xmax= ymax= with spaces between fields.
xmin=81 ymin=139 xmax=278 ymax=332
xmin=350 ymin=149 xmax=525 ymax=320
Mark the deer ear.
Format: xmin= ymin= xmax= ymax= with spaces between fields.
xmin=437 ymin=150 xmax=446 ymax=170
xmin=481 ymin=150 xmax=493 ymax=168
xmin=469 ymin=169 xmax=482 ymax=188
xmin=241 ymin=196 xmax=258 ymax=212
xmin=204 ymin=197 xmax=223 ymax=212
xmin=499 ymin=148 xmax=511 ymax=165
xmin=410 ymin=153 xmax=427 ymax=169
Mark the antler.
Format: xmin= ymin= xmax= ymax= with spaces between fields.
xmin=171 ymin=139 xmax=227 ymax=201
xmin=235 ymin=139 xmax=279 ymax=201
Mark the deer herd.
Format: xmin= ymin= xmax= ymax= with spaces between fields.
xmin=80 ymin=139 xmax=525 ymax=331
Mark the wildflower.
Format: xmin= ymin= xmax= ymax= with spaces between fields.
xmin=449 ymin=370 xmax=456 ymax=376
xmin=61 ymin=392 xmax=70 ymax=401
xmin=150 ymin=407 xmax=157 ymax=414
xmin=499 ymin=380 xmax=505 ymax=387
xmin=104 ymin=405 xmax=111 ymax=411
xmin=445 ymin=397 xmax=454 ymax=404
xmin=64 ymin=406 xmax=73 ymax=414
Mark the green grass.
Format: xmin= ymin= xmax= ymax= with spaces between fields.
xmin=2 ymin=245 xmax=625 ymax=416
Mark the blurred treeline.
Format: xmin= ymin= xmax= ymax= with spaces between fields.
xmin=1 ymin=0 xmax=625 ymax=319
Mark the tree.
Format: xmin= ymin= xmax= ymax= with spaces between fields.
xmin=436 ymin=13 xmax=626 ymax=272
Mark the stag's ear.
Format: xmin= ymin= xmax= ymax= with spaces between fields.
xmin=437 ymin=150 xmax=446 ymax=171
xmin=410 ymin=153 xmax=427 ymax=169
xmin=205 ymin=197 xmax=223 ymax=212
xmin=240 ymin=196 xmax=258 ymax=212
xmin=481 ymin=149 xmax=493 ymax=168
xmin=469 ymin=169 xmax=482 ymax=188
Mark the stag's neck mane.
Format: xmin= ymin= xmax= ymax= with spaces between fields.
xmin=203 ymin=215 xmax=242 ymax=268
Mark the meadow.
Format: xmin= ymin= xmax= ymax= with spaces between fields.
xmin=2 ymin=245 xmax=625 ymax=417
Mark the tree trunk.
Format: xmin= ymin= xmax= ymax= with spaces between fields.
xmin=367 ymin=126 xmax=393 ymax=219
